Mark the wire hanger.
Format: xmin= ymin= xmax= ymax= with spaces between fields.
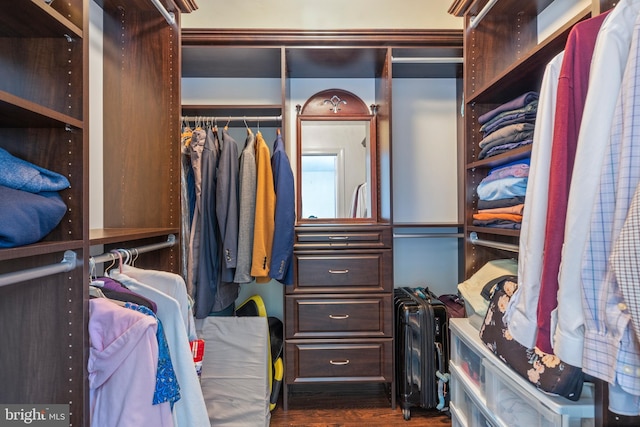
xmin=104 ymin=252 xmax=117 ymax=275
xmin=225 ymin=116 xmax=231 ymax=130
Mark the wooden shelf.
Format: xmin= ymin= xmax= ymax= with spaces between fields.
xmin=0 ymin=240 xmax=84 ymax=262
xmin=467 ymin=6 xmax=590 ymax=104
xmin=0 ymin=90 xmax=83 ymax=129
xmin=0 ymin=0 xmax=82 ymax=39
xmin=467 ymin=145 xmax=532 ymax=170
xmin=90 ymin=228 xmax=180 ymax=246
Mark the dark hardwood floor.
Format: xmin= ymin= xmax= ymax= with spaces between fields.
xmin=269 ymin=384 xmax=453 ymax=426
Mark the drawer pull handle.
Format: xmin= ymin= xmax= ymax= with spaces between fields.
xmin=329 ymin=359 xmax=350 ymax=366
xmin=328 ymin=236 xmax=349 ymax=240
xmin=329 ymin=314 xmax=349 ymax=319
xmin=328 ymin=269 xmax=349 ymax=274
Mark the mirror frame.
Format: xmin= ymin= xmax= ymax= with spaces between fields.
xmin=296 ymin=88 xmax=378 ymax=224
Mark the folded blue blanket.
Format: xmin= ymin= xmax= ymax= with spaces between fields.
xmin=0 ymin=185 xmax=67 ymax=248
xmin=0 ymin=148 xmax=70 ymax=193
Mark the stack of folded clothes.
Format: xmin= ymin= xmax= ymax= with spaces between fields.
xmin=0 ymin=147 xmax=70 ymax=248
xmin=473 ymin=159 xmax=528 ymax=229
xmin=477 ymin=92 xmax=538 ymax=160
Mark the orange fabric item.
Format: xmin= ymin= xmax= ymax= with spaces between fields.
xmin=473 ymin=212 xmax=523 ymax=223
xmin=251 ymin=132 xmax=276 ymax=282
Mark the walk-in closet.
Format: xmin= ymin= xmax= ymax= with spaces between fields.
xmin=3 ymin=0 xmax=640 ymax=426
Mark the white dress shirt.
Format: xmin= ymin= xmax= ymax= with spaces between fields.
xmin=505 ymin=51 xmax=563 ymax=348
xmin=110 ymin=270 xmax=210 ymax=427
xmin=555 ymin=0 xmax=640 ymax=368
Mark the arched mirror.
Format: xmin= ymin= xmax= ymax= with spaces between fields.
xmin=296 ymin=89 xmax=378 ymax=223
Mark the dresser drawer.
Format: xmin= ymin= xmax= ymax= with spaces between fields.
xmin=295 ymin=226 xmax=391 ymax=250
xmin=285 ymin=339 xmax=393 ymax=383
xmin=293 ymin=251 xmax=392 ymax=293
xmin=285 ymin=294 xmax=392 ymax=338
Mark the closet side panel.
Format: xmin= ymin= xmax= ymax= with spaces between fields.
xmin=0 ymin=252 xmax=86 ymax=427
xmin=102 ymin=9 xmax=180 ymax=231
xmin=376 ymin=49 xmax=392 ymax=223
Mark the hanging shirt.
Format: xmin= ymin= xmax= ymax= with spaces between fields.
xmin=121 ymin=264 xmax=197 ymax=341
xmin=125 ymin=302 xmax=181 ymax=409
xmin=187 ymin=128 xmax=207 ymax=309
xmin=234 ymin=131 xmax=257 ymax=284
xmin=269 ymin=133 xmax=295 ymax=285
xmin=88 ymin=298 xmax=174 ymax=427
xmin=505 ymin=52 xmax=563 ymax=348
xmin=110 ymin=271 xmax=210 ymax=427
xmin=580 ymin=6 xmax=640 ymax=415
xmin=212 ymin=128 xmax=240 ymax=311
xmin=534 ymin=11 xmax=609 ymax=355
xmin=556 ymin=0 xmax=640 ymax=370
xmin=251 ymin=131 xmax=276 ymax=282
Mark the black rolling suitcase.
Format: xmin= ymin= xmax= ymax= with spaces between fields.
xmin=394 ymin=287 xmax=450 ymax=421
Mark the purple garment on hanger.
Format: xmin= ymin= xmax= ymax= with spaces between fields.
xmin=97 ymin=276 xmax=158 ymax=313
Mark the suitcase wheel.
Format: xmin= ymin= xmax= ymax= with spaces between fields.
xmin=403 ymin=408 xmax=411 ymax=421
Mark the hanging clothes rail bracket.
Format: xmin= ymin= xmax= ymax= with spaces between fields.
xmin=150 ymin=0 xmax=176 ymax=26
xmin=0 ymin=250 xmax=78 ymax=288
xmin=469 ymin=231 xmax=519 ymax=253
xmin=90 ymin=234 xmax=176 ymax=266
xmin=469 ymin=0 xmax=498 ymax=29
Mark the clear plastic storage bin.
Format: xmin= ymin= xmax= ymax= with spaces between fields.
xmin=483 ymin=358 xmax=594 ymax=427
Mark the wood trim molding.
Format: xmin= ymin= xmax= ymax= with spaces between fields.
xmin=447 ymin=0 xmax=475 ymax=17
xmin=171 ymin=0 xmax=198 ymax=13
xmin=181 ymin=28 xmax=463 ymax=48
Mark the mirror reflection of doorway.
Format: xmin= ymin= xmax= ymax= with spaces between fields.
xmin=301 ymin=150 xmax=344 ymax=218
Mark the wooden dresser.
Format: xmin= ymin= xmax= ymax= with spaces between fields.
xmin=284 ymin=224 xmax=394 ymax=409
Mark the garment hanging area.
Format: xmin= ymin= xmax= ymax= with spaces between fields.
xmin=178 ymin=114 xmax=294 ymax=318
xmin=454 ymin=1 xmax=640 ymax=425
xmin=88 ymin=240 xmax=209 ymax=427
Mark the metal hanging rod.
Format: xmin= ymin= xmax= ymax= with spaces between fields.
xmin=469 ymin=0 xmax=498 ymax=29
xmin=391 ymin=57 xmax=463 ymax=64
xmin=393 ymin=233 xmax=464 ymax=239
xmin=469 ymin=231 xmax=519 ymax=253
xmin=182 ymin=115 xmax=282 ymax=123
xmin=90 ymin=234 xmax=176 ymax=267
xmin=0 ymin=251 xmax=78 ymax=288
xmin=151 ymin=0 xmax=176 ymax=26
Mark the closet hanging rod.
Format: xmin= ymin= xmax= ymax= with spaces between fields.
xmin=469 ymin=0 xmax=498 ymax=29
xmin=150 ymin=0 xmax=176 ymax=26
xmin=391 ymin=57 xmax=463 ymax=64
xmin=0 ymin=250 xmax=77 ymax=288
xmin=468 ymin=231 xmax=519 ymax=253
xmin=393 ymin=233 xmax=464 ymax=239
xmin=182 ymin=115 xmax=283 ymax=123
xmin=90 ymin=234 xmax=176 ymax=266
